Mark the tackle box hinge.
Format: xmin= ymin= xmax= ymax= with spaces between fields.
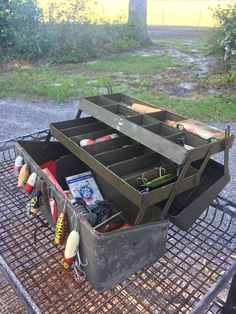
xmin=224 ymin=125 xmax=230 ymax=176
xmin=160 ymin=157 xmax=192 ymax=219
xmin=193 ymin=147 xmax=212 ymax=186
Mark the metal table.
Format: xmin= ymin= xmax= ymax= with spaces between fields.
xmin=0 ymin=131 xmax=236 ymax=314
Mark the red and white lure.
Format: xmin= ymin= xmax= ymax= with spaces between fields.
xmin=25 ymin=172 xmax=37 ymax=193
xmin=96 ymin=133 xmax=119 ymax=142
xmin=64 ymin=230 xmax=80 ymax=271
xmin=49 ymin=198 xmax=58 ymax=222
xmin=63 ymin=229 xmax=88 ymax=280
xmin=63 ymin=212 xmax=88 ymax=280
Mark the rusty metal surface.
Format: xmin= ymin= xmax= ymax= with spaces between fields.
xmin=0 ymin=271 xmax=27 ymax=314
xmin=0 ymin=132 xmax=236 ymax=313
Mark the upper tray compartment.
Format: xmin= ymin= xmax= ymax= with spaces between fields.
xmin=80 ymin=94 xmax=234 ymax=165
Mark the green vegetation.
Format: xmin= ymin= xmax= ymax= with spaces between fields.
xmin=135 ymin=92 xmax=236 ymax=122
xmin=214 ymin=5 xmax=236 ymax=79
xmin=0 ymin=0 xmax=146 ymax=62
xmin=1 ymin=1 xmax=236 ymax=122
xmin=1 ymin=46 xmax=236 ymax=121
xmin=0 ymin=54 xmax=172 ymax=101
xmin=80 ymin=54 xmax=174 ymax=74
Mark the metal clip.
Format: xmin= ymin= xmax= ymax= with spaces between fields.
xmin=176 ymin=165 xmax=181 ymax=177
xmin=76 ymin=249 xmax=88 ymax=267
xmin=177 ymin=135 xmax=185 ymax=147
xmin=73 ymin=250 xmax=87 ymax=283
xmin=73 ymin=263 xmax=84 ymax=283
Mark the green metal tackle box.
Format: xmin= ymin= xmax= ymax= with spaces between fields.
xmin=15 ymin=93 xmax=234 ymax=291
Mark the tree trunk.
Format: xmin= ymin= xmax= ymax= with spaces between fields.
xmin=128 ymin=0 xmax=150 ymax=44
xmin=128 ymin=0 xmax=147 ymax=27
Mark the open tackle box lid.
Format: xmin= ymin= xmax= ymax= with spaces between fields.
xmin=79 ymin=93 xmax=234 ymax=165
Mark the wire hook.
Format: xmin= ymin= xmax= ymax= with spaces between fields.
xmin=76 ymin=249 xmax=88 ymax=267
xmin=137 ymin=172 xmax=148 ymax=184
xmin=155 ymin=166 xmax=166 ymax=177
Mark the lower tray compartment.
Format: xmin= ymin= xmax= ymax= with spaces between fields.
xmin=168 ymin=159 xmax=229 ymax=230
xmin=15 ymin=140 xmax=169 ymax=291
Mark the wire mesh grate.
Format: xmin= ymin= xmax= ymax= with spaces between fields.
xmin=0 ymin=132 xmax=235 ymax=313
xmin=0 ymin=271 xmax=28 ymax=314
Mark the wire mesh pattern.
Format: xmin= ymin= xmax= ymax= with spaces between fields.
xmin=0 ymin=132 xmax=235 ymax=313
xmin=0 ymin=272 xmax=27 ymax=314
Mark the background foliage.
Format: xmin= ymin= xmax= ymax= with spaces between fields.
xmin=0 ymin=0 xmax=146 ymax=62
xmin=214 ymin=5 xmax=236 ymax=77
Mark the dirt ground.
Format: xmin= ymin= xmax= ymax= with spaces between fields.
xmin=0 ymin=99 xmax=79 ymax=141
xmin=148 ymin=25 xmax=212 ymax=38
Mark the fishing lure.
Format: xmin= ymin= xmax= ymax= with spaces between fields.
xmin=13 ymin=156 xmax=23 ymax=177
xmin=140 ymin=173 xmax=177 ymax=192
xmin=18 ymin=164 xmax=30 ymax=187
xmin=80 ymin=139 xmax=96 ymax=147
xmin=27 ymin=190 xmax=42 ymax=215
xmin=131 ymin=103 xmax=160 ymax=114
xmin=64 ymin=230 xmax=80 ymax=271
xmin=25 ymin=172 xmax=37 ymax=193
xmin=165 ymin=119 xmax=177 ymax=128
xmin=96 ymin=133 xmax=118 ymax=142
xmin=49 ymin=198 xmax=58 ymax=222
xmin=54 ymin=212 xmax=68 ymax=245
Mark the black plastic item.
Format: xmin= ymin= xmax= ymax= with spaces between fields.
xmin=90 ymin=200 xmax=114 ymax=224
xmin=71 ymin=198 xmax=97 ymax=226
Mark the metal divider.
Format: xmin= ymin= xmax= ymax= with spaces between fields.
xmin=61 ymin=122 xmax=107 ymax=137
xmin=83 ymin=136 xmax=133 ymax=156
xmin=144 ymin=122 xmax=179 ymax=137
xmin=146 ymin=110 xmax=185 ymax=122
xmin=104 ymin=104 xmax=140 ymax=118
xmin=70 ymin=127 xmax=114 ymax=143
xmin=52 ymin=116 xmax=97 ymax=130
xmin=108 ymin=153 xmax=159 ymax=176
xmin=93 ymin=143 xmax=147 ymax=166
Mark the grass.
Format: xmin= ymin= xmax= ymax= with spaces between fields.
xmin=80 ymin=54 xmax=174 ymax=74
xmin=134 ymin=91 xmax=236 ymax=122
xmin=1 ymin=29 xmax=236 ymax=121
xmin=0 ymin=54 xmax=174 ymax=101
xmin=0 ymin=65 xmax=110 ymax=101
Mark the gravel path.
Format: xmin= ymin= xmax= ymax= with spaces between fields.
xmin=0 ymin=99 xmax=79 ymax=142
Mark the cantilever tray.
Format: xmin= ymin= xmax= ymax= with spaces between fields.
xmin=50 ymin=116 xmax=198 ymax=212
xmin=79 ymin=93 xmax=234 ymax=165
xmin=50 ymin=93 xmax=234 ymax=225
